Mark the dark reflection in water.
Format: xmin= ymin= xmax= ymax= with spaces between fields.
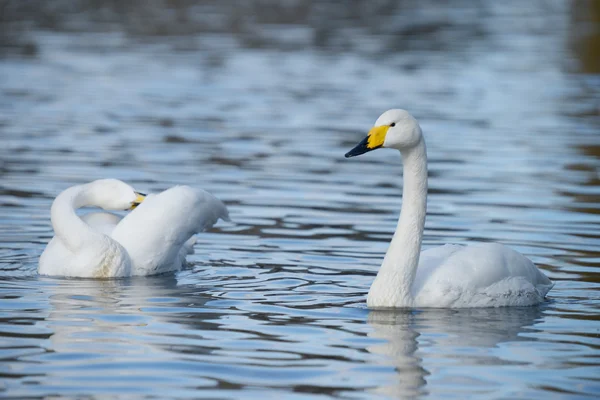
xmin=569 ymin=0 xmax=600 ymax=74
xmin=0 ymin=0 xmax=599 ymax=399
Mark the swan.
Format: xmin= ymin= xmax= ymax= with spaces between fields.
xmin=345 ymin=109 xmax=553 ymax=308
xmin=39 ymin=179 xmax=229 ymax=278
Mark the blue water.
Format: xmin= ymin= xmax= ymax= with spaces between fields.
xmin=1 ymin=1 xmax=599 ymax=398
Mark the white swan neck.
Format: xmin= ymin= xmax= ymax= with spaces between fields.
xmin=369 ymin=137 xmax=428 ymax=306
xmin=50 ymin=184 xmax=103 ymax=251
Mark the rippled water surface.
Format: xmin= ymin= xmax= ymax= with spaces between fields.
xmin=1 ymin=1 xmax=599 ymax=398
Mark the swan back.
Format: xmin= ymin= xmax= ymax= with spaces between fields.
xmin=81 ymin=212 xmax=123 ymax=236
xmin=111 ymin=186 xmax=229 ymax=275
xmin=438 ymin=243 xmax=552 ymax=291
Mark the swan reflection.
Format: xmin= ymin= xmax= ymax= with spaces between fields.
xmin=367 ymin=307 xmax=544 ymax=398
xmin=42 ymin=274 xmax=217 ymax=355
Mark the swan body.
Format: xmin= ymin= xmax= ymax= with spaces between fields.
xmin=39 ymin=179 xmax=228 ymax=278
xmin=345 ymin=109 xmax=553 ymax=308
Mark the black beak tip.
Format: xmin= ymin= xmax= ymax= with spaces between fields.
xmin=345 ymin=136 xmax=372 ymax=159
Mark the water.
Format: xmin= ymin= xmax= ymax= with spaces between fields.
xmin=1 ymin=1 xmax=599 ymax=398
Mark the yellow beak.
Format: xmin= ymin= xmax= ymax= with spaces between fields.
xmin=130 ymin=191 xmax=146 ymax=210
xmin=345 ymin=125 xmax=389 ymax=158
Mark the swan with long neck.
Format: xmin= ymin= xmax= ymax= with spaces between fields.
xmin=346 ymin=109 xmax=553 ymax=308
xmin=39 ymin=179 xmax=228 ymax=278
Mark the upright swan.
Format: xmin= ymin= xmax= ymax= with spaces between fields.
xmin=39 ymin=179 xmax=228 ymax=278
xmin=345 ymin=109 xmax=553 ymax=308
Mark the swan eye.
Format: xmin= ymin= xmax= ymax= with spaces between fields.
xmin=390 ymin=122 xmax=396 ymax=127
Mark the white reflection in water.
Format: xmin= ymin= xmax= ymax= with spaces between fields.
xmin=367 ymin=307 xmax=544 ymax=398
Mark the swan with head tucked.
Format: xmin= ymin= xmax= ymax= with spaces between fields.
xmin=345 ymin=109 xmax=553 ymax=308
xmin=39 ymin=179 xmax=229 ymax=278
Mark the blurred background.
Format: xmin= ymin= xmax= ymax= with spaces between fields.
xmin=1 ymin=0 xmax=599 ymax=67
xmin=0 ymin=1 xmax=599 ymax=399
xmin=1 ymin=0 xmax=598 ymax=133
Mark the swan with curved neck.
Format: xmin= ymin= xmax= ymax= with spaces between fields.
xmin=346 ymin=109 xmax=553 ymax=308
xmin=39 ymin=179 xmax=228 ymax=278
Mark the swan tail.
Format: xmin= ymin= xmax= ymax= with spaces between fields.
xmin=183 ymin=235 xmax=196 ymax=255
xmin=537 ymin=281 xmax=554 ymax=298
xmin=188 ymin=187 xmax=229 ymax=230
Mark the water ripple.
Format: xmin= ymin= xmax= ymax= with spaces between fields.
xmin=1 ymin=1 xmax=599 ymax=399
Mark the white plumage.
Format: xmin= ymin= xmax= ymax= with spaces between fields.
xmin=39 ymin=179 xmax=228 ymax=278
xmin=346 ymin=109 xmax=553 ymax=308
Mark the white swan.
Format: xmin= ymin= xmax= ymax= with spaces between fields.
xmin=39 ymin=179 xmax=229 ymax=278
xmin=345 ymin=109 xmax=553 ymax=308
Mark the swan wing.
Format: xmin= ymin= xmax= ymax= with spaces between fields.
xmin=411 ymin=244 xmax=463 ymax=294
xmin=110 ymin=186 xmax=228 ymax=276
xmin=414 ymin=243 xmax=553 ymax=307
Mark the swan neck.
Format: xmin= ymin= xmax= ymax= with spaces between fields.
xmin=50 ymin=184 xmax=101 ymax=251
xmin=374 ymin=138 xmax=428 ymax=304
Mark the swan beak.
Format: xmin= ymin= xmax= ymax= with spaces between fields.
xmin=345 ymin=125 xmax=389 ymax=158
xmin=130 ymin=192 xmax=146 ymax=210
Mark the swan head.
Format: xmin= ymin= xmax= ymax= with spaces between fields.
xmin=84 ymin=179 xmax=146 ymax=211
xmin=345 ymin=109 xmax=422 ymax=157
